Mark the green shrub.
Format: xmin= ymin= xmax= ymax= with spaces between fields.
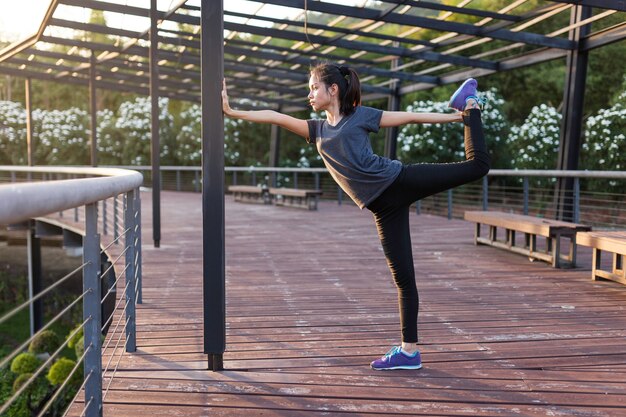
xmin=66 ymin=325 xmax=84 ymax=350
xmin=28 ymin=330 xmax=60 ymax=355
xmin=47 ymin=358 xmax=79 ymax=386
xmin=12 ymin=372 xmax=33 ymax=393
xmin=74 ymin=335 xmax=85 ymax=359
xmin=11 ymin=372 xmax=51 ymax=415
xmin=10 ymin=352 xmax=41 ymax=375
xmin=0 ymin=366 xmax=14 ymax=403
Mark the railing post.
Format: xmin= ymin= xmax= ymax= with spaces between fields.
xmin=482 ymin=176 xmax=488 ymax=211
xmin=523 ymin=177 xmax=529 ymax=215
xmin=415 ymin=200 xmax=421 ymax=215
xmin=573 ymin=177 xmax=580 ymax=223
xmin=252 ymin=171 xmax=257 ymax=186
xmin=337 ymin=186 xmax=343 ymax=205
xmin=124 ymin=190 xmax=137 ymax=352
xmin=135 ymin=188 xmax=143 ymax=304
xmin=447 ymin=189 xmax=453 ymax=220
xmin=27 ymin=221 xmax=43 ymax=335
xmin=195 ymin=170 xmax=200 ymax=192
xmin=314 ymin=173 xmax=320 ymax=190
xmin=294 ymin=172 xmax=298 ymax=189
xmin=176 ymin=170 xmax=181 ymax=191
xmin=83 ymin=203 xmax=102 ymax=417
xmin=233 ymin=171 xmax=237 ymax=186
xmin=102 ymin=199 xmax=108 ymax=236
xmin=113 ymin=196 xmax=119 ymax=245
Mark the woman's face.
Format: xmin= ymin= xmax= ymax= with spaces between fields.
xmin=308 ymin=74 xmax=335 ymax=112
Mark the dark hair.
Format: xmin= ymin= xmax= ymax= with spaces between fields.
xmin=310 ymin=63 xmax=361 ymax=115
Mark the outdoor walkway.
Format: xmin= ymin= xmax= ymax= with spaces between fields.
xmin=70 ymin=191 xmax=626 ymax=416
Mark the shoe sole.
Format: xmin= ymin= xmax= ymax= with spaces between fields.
xmin=371 ymin=364 xmax=423 ymax=371
xmin=448 ymin=78 xmax=476 ymax=110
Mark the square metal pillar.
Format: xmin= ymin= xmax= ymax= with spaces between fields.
xmin=201 ymin=0 xmax=225 ymax=371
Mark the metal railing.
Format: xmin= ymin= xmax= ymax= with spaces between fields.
xmin=110 ymin=165 xmax=626 ymax=228
xmin=0 ymin=166 xmax=143 ymax=417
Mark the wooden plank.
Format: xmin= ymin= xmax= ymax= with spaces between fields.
xmin=268 ymin=187 xmax=322 ymax=197
xmin=578 ymin=231 xmax=626 ymax=253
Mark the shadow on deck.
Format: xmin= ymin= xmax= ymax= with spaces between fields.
xmin=70 ymin=191 xmax=626 ymax=416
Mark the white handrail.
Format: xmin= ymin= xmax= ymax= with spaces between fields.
xmin=0 ymin=166 xmax=143 ymax=225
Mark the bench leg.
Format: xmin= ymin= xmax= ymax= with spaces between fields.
xmin=569 ymin=235 xmax=577 ymax=268
xmin=592 ymin=248 xmax=602 ymax=281
xmin=506 ymin=229 xmax=515 ymax=248
xmin=614 ymin=253 xmax=623 ymax=277
xmin=524 ymin=233 xmax=530 ymax=249
xmin=528 ymin=234 xmax=536 ymax=259
xmin=552 ymin=233 xmax=561 ymax=268
xmin=474 ymin=223 xmax=481 ymax=245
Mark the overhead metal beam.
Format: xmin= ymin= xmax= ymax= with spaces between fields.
xmin=581 ymin=22 xmax=626 ymax=50
xmin=224 ymin=21 xmax=498 ymax=70
xmin=0 ymin=0 xmax=59 ymax=63
xmin=223 ymin=10 xmax=436 ymax=49
xmin=256 ymin=0 xmax=575 ymax=50
xmin=550 ymin=0 xmax=626 ymax=12
xmin=378 ymin=0 xmax=522 ymax=21
xmin=49 ymin=18 xmax=146 ymax=40
xmin=0 ymin=66 xmax=199 ymax=102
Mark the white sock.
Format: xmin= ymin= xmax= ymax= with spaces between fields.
xmin=401 ymin=348 xmax=418 ymax=357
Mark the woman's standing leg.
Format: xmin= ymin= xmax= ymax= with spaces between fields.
xmin=368 ymin=195 xmax=423 ymax=371
xmin=370 ymin=202 xmax=419 ymax=344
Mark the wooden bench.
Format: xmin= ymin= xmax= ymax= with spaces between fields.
xmin=577 ymin=231 xmax=626 ymax=286
xmin=269 ymin=187 xmax=322 ymax=210
xmin=228 ymin=185 xmax=270 ymax=205
xmin=464 ymin=211 xmax=591 ymax=268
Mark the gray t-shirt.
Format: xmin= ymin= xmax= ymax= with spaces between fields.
xmin=307 ymin=106 xmax=402 ymax=209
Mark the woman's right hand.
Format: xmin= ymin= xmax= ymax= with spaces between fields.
xmin=222 ymin=79 xmax=232 ymax=116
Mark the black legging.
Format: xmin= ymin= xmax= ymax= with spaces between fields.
xmin=366 ymin=109 xmax=490 ymax=343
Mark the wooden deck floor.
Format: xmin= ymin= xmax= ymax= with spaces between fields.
xmin=69 ymin=191 xmax=626 ymax=416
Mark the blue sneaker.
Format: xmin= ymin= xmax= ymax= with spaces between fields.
xmin=370 ymin=346 xmax=422 ymax=371
xmin=448 ymin=78 xmax=478 ymax=111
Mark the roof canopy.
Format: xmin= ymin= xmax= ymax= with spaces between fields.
xmin=0 ymin=0 xmax=625 ymax=110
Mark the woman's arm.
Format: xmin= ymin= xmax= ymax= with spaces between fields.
xmin=222 ymin=80 xmax=309 ymax=138
xmin=380 ymin=110 xmax=462 ymax=128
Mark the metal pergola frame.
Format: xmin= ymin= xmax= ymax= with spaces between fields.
xmin=1 ymin=0 xmax=625 ymax=371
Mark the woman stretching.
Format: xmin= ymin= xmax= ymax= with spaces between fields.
xmin=221 ymin=63 xmax=490 ymax=370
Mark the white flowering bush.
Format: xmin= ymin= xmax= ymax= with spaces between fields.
xmin=397 ymin=89 xmax=510 ymax=168
xmin=115 ymin=97 xmax=174 ymax=166
xmin=508 ymin=103 xmax=562 ymax=169
xmin=583 ymin=90 xmax=626 ymax=171
xmin=0 ymin=101 xmax=90 ymax=165
xmin=36 ymin=107 xmax=90 ymax=164
xmin=582 ymin=89 xmax=626 ymax=192
xmin=96 ymin=108 xmax=125 ymax=165
xmin=0 ymin=100 xmax=28 ymax=164
xmin=173 ymin=104 xmax=202 ymax=165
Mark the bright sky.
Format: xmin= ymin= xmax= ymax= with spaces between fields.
xmin=0 ymin=0 xmax=351 ymax=43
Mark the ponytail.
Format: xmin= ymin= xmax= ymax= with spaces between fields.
xmin=310 ymin=63 xmax=361 ymax=115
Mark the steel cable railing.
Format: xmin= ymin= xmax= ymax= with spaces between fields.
xmin=0 ymin=166 xmax=142 ymax=417
xmin=109 ymin=165 xmax=626 ymax=228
